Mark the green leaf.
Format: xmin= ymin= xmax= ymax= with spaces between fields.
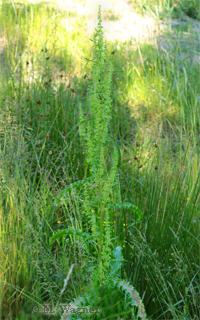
xmin=55 ymin=177 xmax=95 ymax=204
xmin=109 ymin=246 xmax=123 ymax=277
xmin=117 ymin=280 xmax=148 ymax=320
xmin=108 ymin=202 xmax=143 ymax=220
xmin=106 ymin=137 xmax=121 ymax=168
xmin=49 ymin=228 xmax=96 ymax=245
xmin=92 ymin=159 xmax=98 ymax=177
xmin=67 ymin=117 xmax=95 ymax=136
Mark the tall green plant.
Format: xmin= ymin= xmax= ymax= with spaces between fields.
xmin=50 ymin=6 xmax=147 ymax=319
xmin=78 ymin=6 xmax=118 ymax=282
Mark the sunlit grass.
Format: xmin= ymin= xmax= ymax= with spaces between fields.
xmin=0 ymin=0 xmax=200 ymax=319
xmin=129 ymin=0 xmax=200 ymax=20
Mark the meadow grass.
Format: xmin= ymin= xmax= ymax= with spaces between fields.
xmin=129 ymin=0 xmax=200 ymax=20
xmin=0 ymin=0 xmax=200 ymax=319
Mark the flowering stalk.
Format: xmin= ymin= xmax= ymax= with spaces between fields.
xmin=79 ymin=5 xmax=119 ymax=284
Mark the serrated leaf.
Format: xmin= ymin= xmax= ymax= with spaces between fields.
xmin=117 ymin=280 xmax=148 ymax=320
xmin=55 ymin=177 xmax=95 ymax=204
xmin=49 ymin=228 xmax=96 ymax=245
xmin=108 ymin=202 xmax=143 ymax=219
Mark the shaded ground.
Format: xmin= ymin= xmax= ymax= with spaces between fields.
xmin=0 ymin=0 xmax=200 ymax=87
xmin=20 ymin=0 xmax=200 ymax=65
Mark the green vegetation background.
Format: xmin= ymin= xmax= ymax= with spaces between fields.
xmin=0 ymin=0 xmax=200 ymax=319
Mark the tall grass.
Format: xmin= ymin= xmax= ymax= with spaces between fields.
xmin=129 ymin=0 xmax=200 ymax=20
xmin=0 ymin=0 xmax=199 ymax=319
